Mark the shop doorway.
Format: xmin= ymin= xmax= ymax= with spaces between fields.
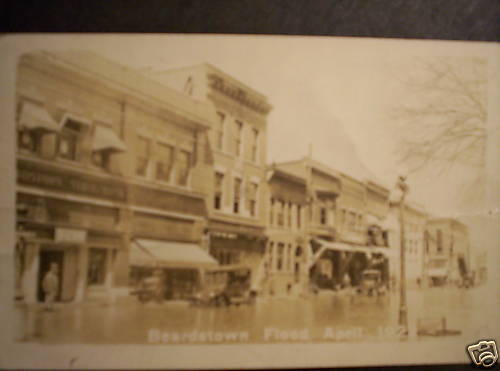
xmin=37 ymin=250 xmax=64 ymax=302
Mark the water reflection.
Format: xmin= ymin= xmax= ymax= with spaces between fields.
xmin=30 ymin=287 xmax=489 ymax=344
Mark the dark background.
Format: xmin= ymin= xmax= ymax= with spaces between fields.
xmin=2 ymin=0 xmax=499 ymax=41
xmin=2 ymin=0 xmax=497 ymax=370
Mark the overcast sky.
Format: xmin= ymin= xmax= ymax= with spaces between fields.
xmin=9 ymin=35 xmax=499 ymax=217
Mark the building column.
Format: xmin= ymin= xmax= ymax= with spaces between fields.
xmin=21 ymin=243 xmax=40 ymax=304
xmin=74 ymin=246 xmax=88 ymax=303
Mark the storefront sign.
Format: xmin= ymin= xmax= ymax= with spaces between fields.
xmin=17 ymin=159 xmax=127 ymax=201
xmin=55 ymin=227 xmax=87 ymax=243
xmin=131 ymin=185 xmax=206 ymax=217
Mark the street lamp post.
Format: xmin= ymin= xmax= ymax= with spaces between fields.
xmin=397 ymin=176 xmax=409 ymax=335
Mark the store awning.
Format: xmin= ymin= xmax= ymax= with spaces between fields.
xmin=315 ymin=238 xmax=395 ymax=257
xmin=19 ymin=102 xmax=59 ymax=132
xmin=92 ymin=125 xmax=127 ymax=152
xmin=130 ymin=239 xmax=218 ymax=268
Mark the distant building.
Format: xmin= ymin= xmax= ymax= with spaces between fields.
xmin=387 ymin=200 xmax=428 ymax=288
xmin=15 ymin=51 xmax=216 ymax=304
xmin=273 ymin=157 xmax=393 ymax=291
xmin=152 ymin=64 xmax=273 ymax=291
xmin=472 ymin=250 xmax=487 ymax=285
xmin=424 ymin=217 xmax=470 ymax=286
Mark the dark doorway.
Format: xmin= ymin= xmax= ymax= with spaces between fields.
xmin=37 ymin=249 xmax=64 ymax=302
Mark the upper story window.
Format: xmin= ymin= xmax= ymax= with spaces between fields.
xmin=215 ymin=111 xmax=225 ymax=151
xmin=277 ymin=201 xmax=284 ymax=227
xmin=297 ymin=205 xmax=302 ymax=229
xmin=246 ymin=182 xmax=258 ymax=217
xmin=18 ymin=128 xmax=41 ymax=153
xmin=233 ymin=177 xmax=242 ymax=214
xmin=17 ymin=101 xmax=59 ymax=157
xmin=320 ymin=206 xmax=328 ymax=225
xmin=437 ymin=229 xmax=443 ymax=253
xmin=136 ymin=136 xmax=150 ymax=177
xmin=357 ymin=214 xmax=363 ymax=231
xmin=251 ymin=128 xmax=259 ymax=163
xmin=270 ymin=198 xmax=275 ymax=225
xmin=287 ymin=202 xmax=293 ymax=227
xmin=156 ymin=143 xmax=174 ymax=182
xmin=58 ymin=119 xmax=83 ymax=161
xmin=234 ymin=120 xmax=243 ymax=156
xmin=92 ymin=124 xmax=126 ymax=172
xmin=176 ymin=150 xmax=192 ymax=186
xmin=268 ymin=242 xmax=274 ymax=270
xmin=214 ymin=172 xmax=224 ymax=210
xmin=277 ymin=243 xmax=285 ymax=271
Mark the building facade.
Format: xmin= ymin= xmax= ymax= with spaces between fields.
xmin=153 ymin=64 xmax=272 ymax=292
xmin=15 ymin=51 xmax=216 ymax=304
xmin=387 ymin=200 xmax=428 ymax=288
xmin=273 ymin=157 xmax=393 ymax=291
xmin=264 ymin=166 xmax=309 ymax=296
xmin=424 ymin=217 xmax=470 ymax=286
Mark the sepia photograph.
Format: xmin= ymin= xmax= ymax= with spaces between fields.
xmin=0 ymin=34 xmax=498 ymax=369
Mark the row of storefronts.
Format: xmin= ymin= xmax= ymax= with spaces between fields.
xmin=14 ymin=51 xmax=474 ymax=306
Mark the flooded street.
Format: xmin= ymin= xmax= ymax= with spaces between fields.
xmin=23 ymin=285 xmax=494 ymax=344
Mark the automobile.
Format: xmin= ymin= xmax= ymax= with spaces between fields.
xmin=131 ymin=270 xmax=165 ymax=303
xmin=356 ymin=269 xmax=385 ymax=296
xmin=190 ymin=265 xmax=256 ymax=307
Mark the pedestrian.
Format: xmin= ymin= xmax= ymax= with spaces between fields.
xmin=42 ymin=263 xmax=59 ymax=311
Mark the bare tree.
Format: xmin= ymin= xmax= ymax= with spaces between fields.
xmin=392 ymin=57 xmax=487 ymax=175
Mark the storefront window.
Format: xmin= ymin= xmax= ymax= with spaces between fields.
xmin=87 ymin=248 xmax=107 ymax=286
xmin=156 ymin=143 xmax=174 ymax=182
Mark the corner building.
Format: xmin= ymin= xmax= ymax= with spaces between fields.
xmin=15 ymin=51 xmax=216 ymax=304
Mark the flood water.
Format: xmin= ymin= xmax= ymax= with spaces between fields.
xmin=20 ymin=285 xmax=496 ymax=344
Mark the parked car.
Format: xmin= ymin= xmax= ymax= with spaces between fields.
xmin=356 ymin=269 xmax=385 ymax=296
xmin=190 ymin=265 xmax=256 ymax=307
xmin=131 ymin=269 xmax=165 ymax=303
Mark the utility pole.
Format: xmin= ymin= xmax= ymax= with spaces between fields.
xmin=397 ymin=175 xmax=409 ymax=335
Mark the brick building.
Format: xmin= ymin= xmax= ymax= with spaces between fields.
xmin=264 ymin=165 xmax=309 ymax=296
xmin=15 ymin=51 xmax=217 ymax=304
xmin=152 ymin=64 xmax=272 ymax=291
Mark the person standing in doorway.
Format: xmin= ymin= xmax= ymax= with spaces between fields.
xmin=42 ymin=263 xmax=59 ymax=311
